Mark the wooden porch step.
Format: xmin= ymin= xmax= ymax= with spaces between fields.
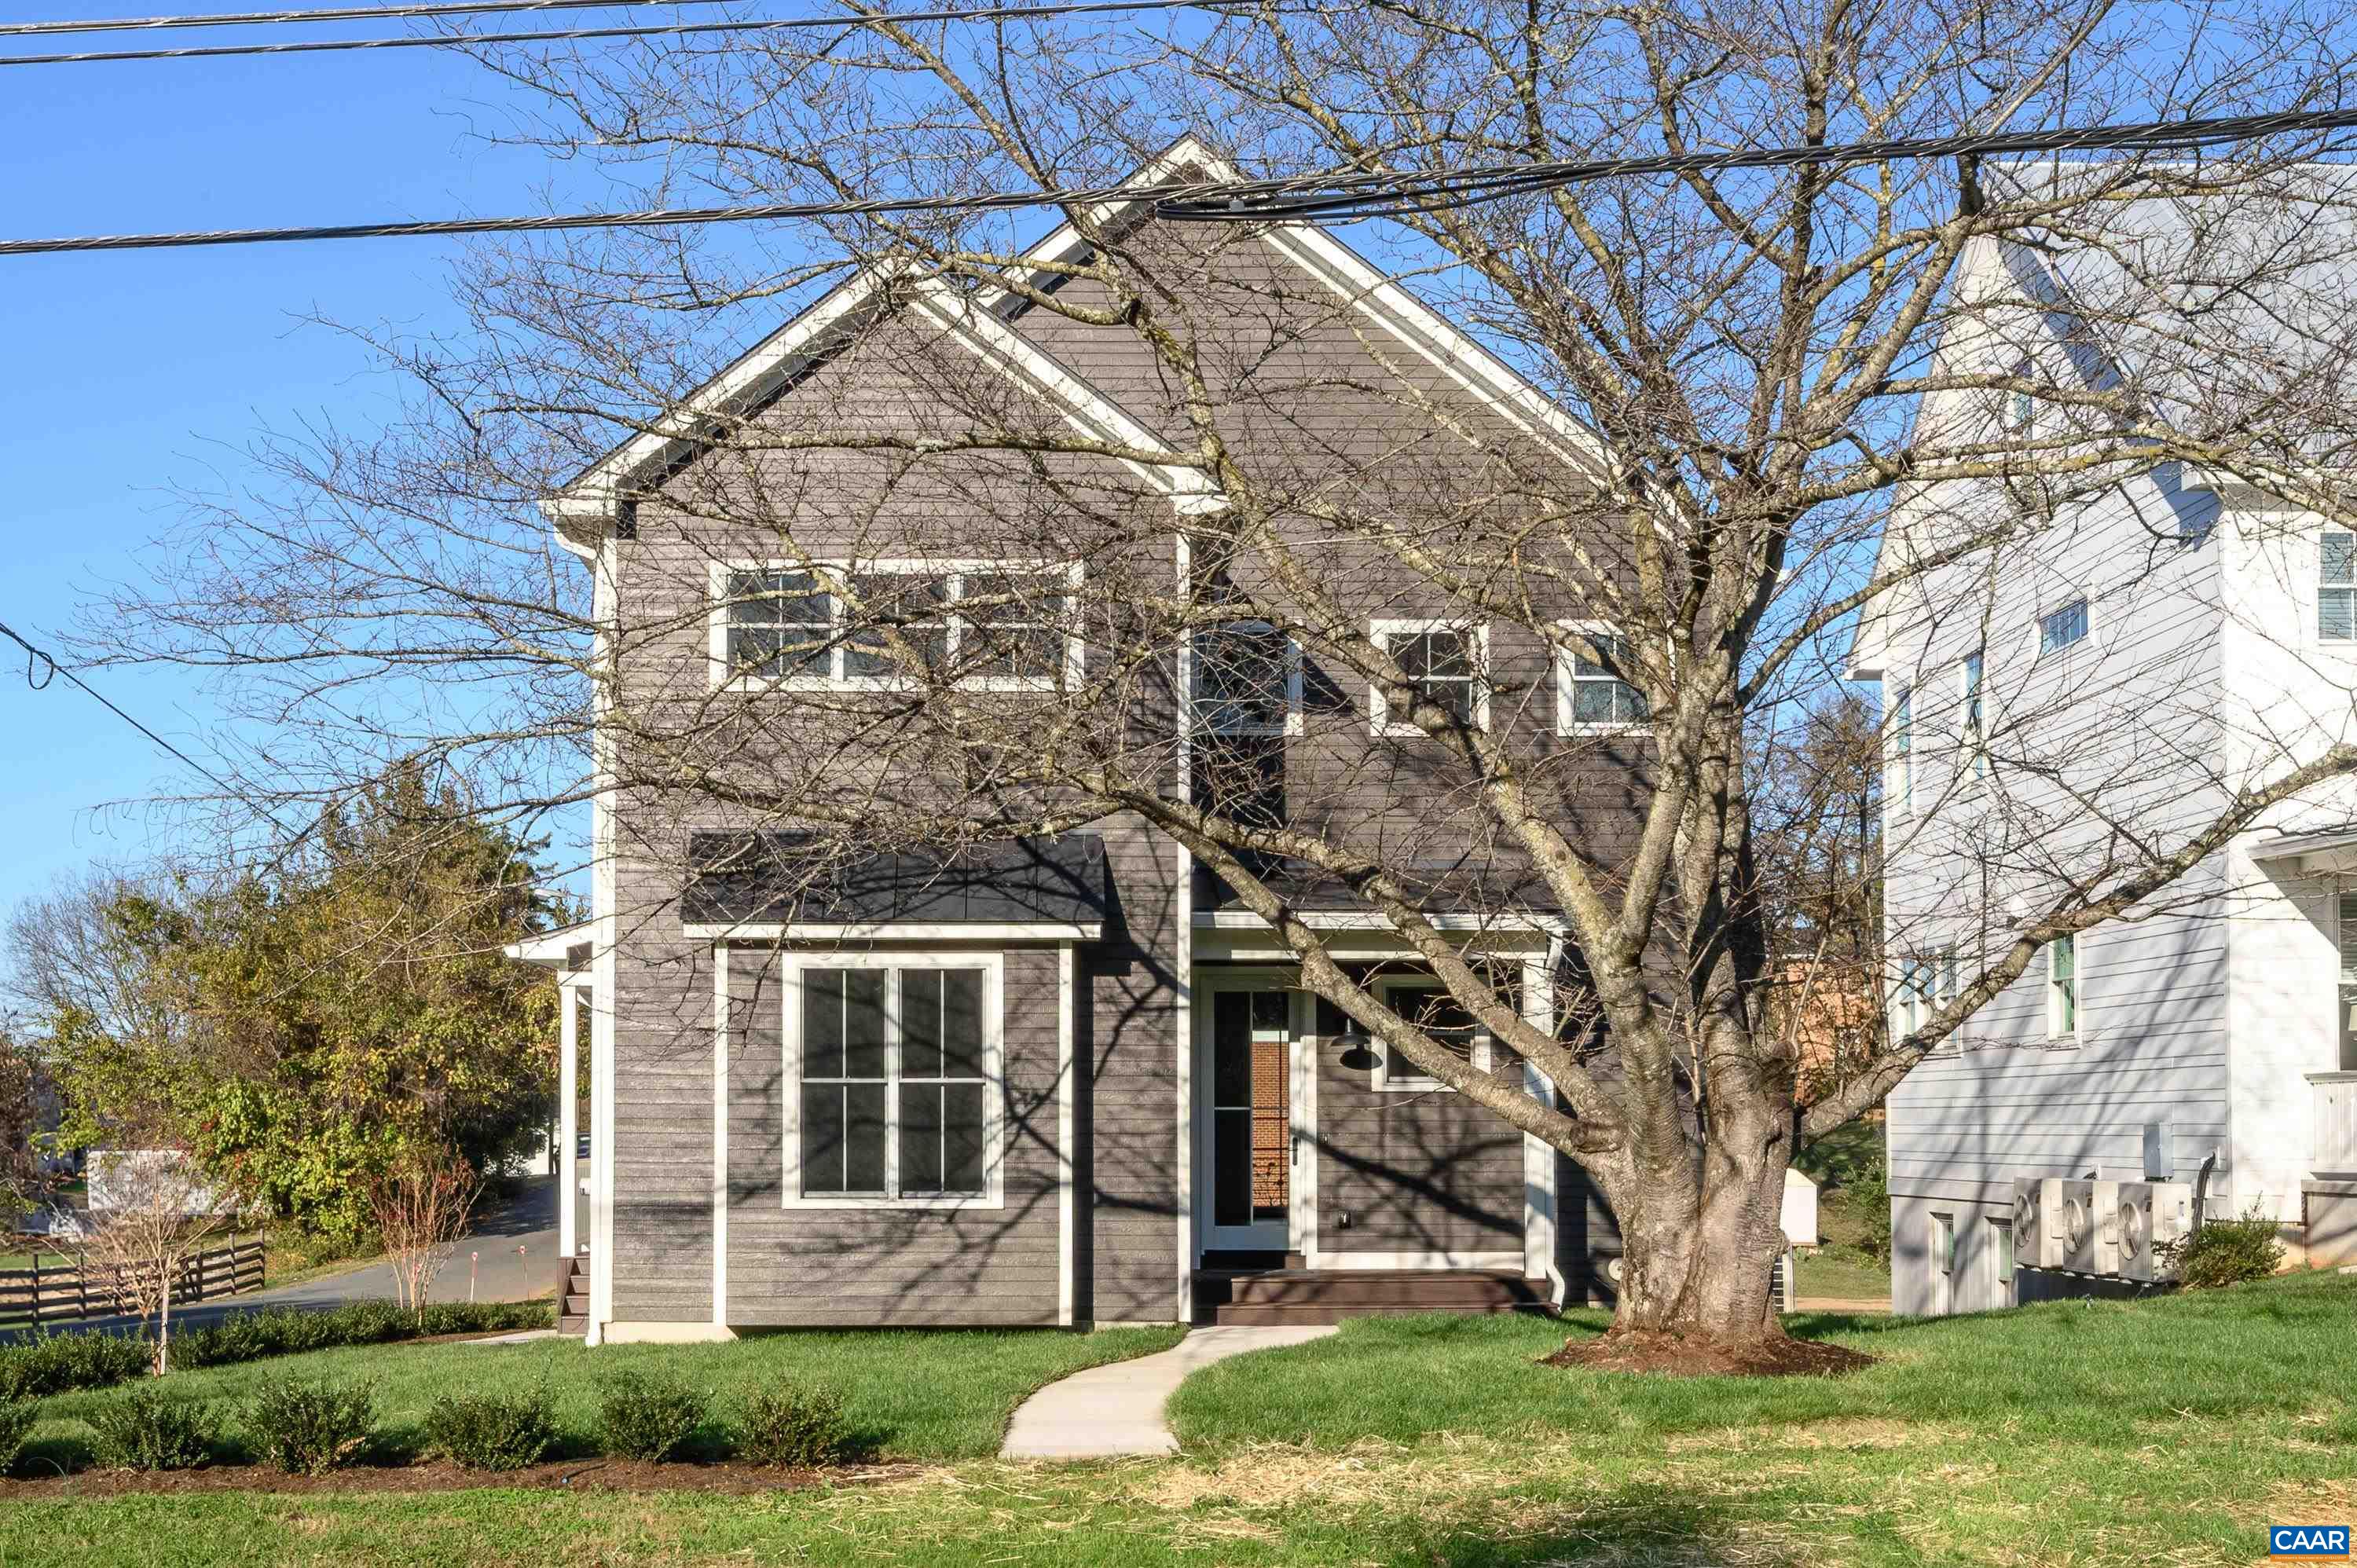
xmin=1191 ymin=1269 xmax=1556 ymax=1325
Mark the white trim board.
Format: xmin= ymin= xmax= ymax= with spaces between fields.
xmin=1314 ymin=1250 xmax=1523 ymax=1271
xmin=682 ymin=921 xmax=1102 ymax=943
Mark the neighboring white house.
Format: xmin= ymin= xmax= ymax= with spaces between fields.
xmin=1849 ymin=170 xmax=2357 ymax=1316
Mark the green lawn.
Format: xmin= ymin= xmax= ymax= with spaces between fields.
xmin=9 ymin=1274 xmax=2357 ymax=1567
xmin=31 ymin=1324 xmax=1182 ymax=1468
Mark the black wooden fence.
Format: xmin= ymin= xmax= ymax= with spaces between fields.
xmin=0 ymin=1238 xmax=265 ymax=1328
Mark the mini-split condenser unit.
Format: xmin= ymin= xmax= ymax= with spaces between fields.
xmin=2062 ymin=1179 xmax=2121 ymax=1275
xmin=2012 ymin=1177 xmax=2066 ymax=1269
xmin=2116 ymin=1181 xmax=2192 ymax=1282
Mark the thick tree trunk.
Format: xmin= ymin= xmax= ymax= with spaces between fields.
xmin=1609 ymin=1134 xmax=1790 ymax=1343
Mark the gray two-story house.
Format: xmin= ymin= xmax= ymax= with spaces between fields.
xmin=513 ymin=138 xmax=1639 ymax=1343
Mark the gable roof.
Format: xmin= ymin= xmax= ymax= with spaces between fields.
xmin=543 ymin=134 xmax=1612 ymax=530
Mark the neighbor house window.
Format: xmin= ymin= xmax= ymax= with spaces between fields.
xmin=1193 ymin=621 xmax=1302 ymax=736
xmin=2337 ymin=892 xmax=2357 ymax=1071
xmin=2323 ymin=533 xmax=2355 ymax=641
xmin=1890 ymin=956 xmax=1933 ymax=1043
xmin=2039 ymin=598 xmax=2088 ymax=654
xmin=1371 ymin=975 xmax=1490 ymax=1091
xmin=1960 ymin=650 xmax=1985 ymax=778
xmin=2046 ymin=934 xmax=2077 ymax=1039
xmin=1991 ymin=1214 xmax=2014 ymax=1286
xmin=1888 ymin=688 xmax=1912 ymax=817
xmin=715 ymin=561 xmax=1078 ymax=689
xmin=2003 ymin=359 xmax=2036 ymax=435
xmin=1370 ymin=620 xmax=1489 ymax=735
xmin=789 ymin=960 xmax=1001 ymax=1207
xmin=1931 ymin=1212 xmax=1956 ymax=1277
xmin=1556 ymin=623 xmax=1648 ymax=731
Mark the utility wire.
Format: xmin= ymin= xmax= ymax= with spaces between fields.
xmin=2 ymin=0 xmax=1252 ymax=66
xmin=0 ymin=617 xmax=309 ymax=841
xmin=0 ymin=0 xmax=737 ymax=38
xmin=3 ymin=106 xmax=2355 ymax=257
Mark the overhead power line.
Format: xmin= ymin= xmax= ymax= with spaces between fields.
xmin=0 ymin=0 xmax=738 ymax=38
xmin=2 ymin=0 xmax=1249 ymax=66
xmin=4 ymin=106 xmax=2355 ymax=258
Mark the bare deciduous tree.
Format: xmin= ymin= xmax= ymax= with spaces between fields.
xmin=84 ymin=1149 xmax=234 ymax=1374
xmin=65 ymin=0 xmax=2357 ymax=1361
xmin=368 ymin=1146 xmax=479 ymax=1322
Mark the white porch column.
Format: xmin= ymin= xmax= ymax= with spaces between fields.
xmin=558 ymin=978 xmax=582 ymax=1259
xmin=1522 ymin=940 xmax=1563 ymax=1302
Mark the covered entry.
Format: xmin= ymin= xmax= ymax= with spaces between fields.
xmin=1192 ymin=969 xmax=1313 ymax=1257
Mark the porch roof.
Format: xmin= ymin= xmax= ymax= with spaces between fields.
xmin=2250 ymin=822 xmax=2357 ymax=876
xmin=680 ymin=830 xmax=1110 ymax=934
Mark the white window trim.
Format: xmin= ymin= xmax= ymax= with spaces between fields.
xmin=779 ymin=951 xmax=1006 ymax=1211
xmin=1886 ymin=687 xmax=1913 ymax=821
xmin=1930 ymin=1211 xmax=1956 ymax=1277
xmin=1552 ymin=619 xmax=1648 ymax=736
xmin=2036 ymin=595 xmax=2090 ymax=657
xmin=1958 ymin=650 xmax=1986 ymax=779
xmin=1192 ymin=619 xmax=1304 ymax=738
xmin=1369 ymin=973 xmax=1493 ymax=1092
xmin=709 ymin=558 xmax=1085 ymax=694
xmin=1369 ymin=617 xmax=1490 ymax=737
xmin=2046 ymin=932 xmax=2080 ymax=1042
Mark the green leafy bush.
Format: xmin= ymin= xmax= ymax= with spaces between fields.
xmin=596 ymin=1371 xmax=709 ymax=1463
xmin=737 ymin=1387 xmax=852 ymax=1468
xmin=246 ymin=1378 xmax=376 ymax=1475
xmin=0 ymin=1397 xmax=37 ymax=1475
xmin=0 ymin=1329 xmax=152 ymax=1400
xmin=425 ymin=1385 xmax=556 ymax=1471
xmin=2165 ymin=1206 xmax=2286 ymax=1289
xmin=86 ymin=1389 xmax=217 ymax=1471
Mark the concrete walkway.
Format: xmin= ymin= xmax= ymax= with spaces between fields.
xmin=1002 ymin=1324 xmax=1336 ymax=1460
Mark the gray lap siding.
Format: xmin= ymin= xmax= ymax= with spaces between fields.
xmin=723 ymin=943 xmax=1065 ymax=1328
xmin=1313 ymin=1045 xmax=1526 ymax=1258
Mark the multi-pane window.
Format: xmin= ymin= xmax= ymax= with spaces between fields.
xmin=1888 ymin=688 xmax=1912 ymax=816
xmin=1992 ymin=1214 xmax=2015 ymax=1286
xmin=2039 ymin=598 xmax=2088 ymax=654
xmin=1193 ymin=621 xmax=1299 ymax=735
xmin=1931 ymin=1212 xmax=1957 ymax=1277
xmin=1960 ymin=650 xmax=1985 ymax=778
xmin=1560 ymin=627 xmax=1648 ymax=729
xmin=719 ymin=562 xmax=1073 ymax=687
xmin=1890 ymin=957 xmax=1932 ymax=1043
xmin=1373 ymin=976 xmax=1486 ymax=1091
xmin=797 ymin=965 xmax=992 ymax=1202
xmin=2337 ymin=892 xmax=2357 ymax=1071
xmin=2046 ymin=934 xmax=2077 ymax=1039
xmin=2323 ymin=533 xmax=2355 ymax=641
xmin=1371 ymin=621 xmax=1486 ymax=733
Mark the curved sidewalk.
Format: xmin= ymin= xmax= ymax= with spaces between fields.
xmin=1002 ymin=1323 xmax=1336 ymax=1460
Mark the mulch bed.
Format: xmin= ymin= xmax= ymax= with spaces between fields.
xmin=0 ymin=1458 xmax=922 ymax=1498
xmin=1541 ymin=1328 xmax=1877 ymax=1378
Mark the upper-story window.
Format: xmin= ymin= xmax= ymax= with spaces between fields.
xmin=1369 ymin=619 xmax=1489 ymax=735
xmin=713 ymin=560 xmax=1080 ymax=691
xmin=1959 ymin=650 xmax=1986 ymax=779
xmin=1193 ymin=621 xmax=1302 ymax=736
xmin=2322 ymin=532 xmax=2355 ymax=641
xmin=1556 ymin=623 xmax=1648 ymax=733
xmin=2046 ymin=933 xmax=2078 ymax=1040
xmin=2038 ymin=598 xmax=2088 ymax=654
xmin=2003 ymin=357 xmax=2037 ymax=435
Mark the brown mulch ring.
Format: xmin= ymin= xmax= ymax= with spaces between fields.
xmin=1541 ymin=1328 xmax=1878 ymax=1378
xmin=0 ymin=1458 xmax=923 ymax=1498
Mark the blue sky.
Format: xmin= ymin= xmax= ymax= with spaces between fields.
xmin=0 ymin=7 xmax=597 ymax=918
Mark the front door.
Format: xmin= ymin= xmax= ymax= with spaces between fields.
xmin=1196 ymin=980 xmax=1302 ymax=1253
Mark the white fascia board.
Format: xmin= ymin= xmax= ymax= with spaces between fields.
xmin=1194 ymin=909 xmax=1564 ymax=933
xmin=681 ymin=921 xmax=1102 ymax=943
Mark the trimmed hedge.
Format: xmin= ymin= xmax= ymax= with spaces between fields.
xmin=87 ymin=1389 xmax=218 ymax=1471
xmin=246 ymin=1377 xmax=378 ymax=1475
xmin=738 ymin=1386 xmax=853 ymax=1468
xmin=426 ymin=1385 xmax=557 ymax=1471
xmin=0 ymin=1300 xmax=552 ymax=1400
xmin=596 ymin=1371 xmax=709 ymax=1463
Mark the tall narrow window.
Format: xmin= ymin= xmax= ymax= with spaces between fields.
xmin=2047 ymin=934 xmax=2077 ymax=1039
xmin=1193 ymin=621 xmax=1300 ymax=736
xmin=794 ymin=963 xmax=996 ymax=1204
xmin=2323 ymin=533 xmax=2355 ymax=641
xmin=2338 ymin=892 xmax=2357 ymax=1071
xmin=2039 ymin=598 xmax=2088 ymax=654
xmin=1931 ymin=1212 xmax=1957 ymax=1277
xmin=1371 ymin=621 xmax=1488 ymax=733
xmin=1960 ymin=651 xmax=1985 ymax=779
xmin=1889 ymin=688 xmax=1912 ymax=816
xmin=1991 ymin=1214 xmax=2015 ymax=1287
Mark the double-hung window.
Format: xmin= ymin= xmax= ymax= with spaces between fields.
xmin=2039 ymin=598 xmax=2088 ymax=654
xmin=789 ymin=959 xmax=1001 ymax=1207
xmin=1369 ymin=620 xmax=1489 ymax=735
xmin=716 ymin=561 xmax=1078 ymax=690
xmin=1557 ymin=623 xmax=1648 ymax=731
xmin=1193 ymin=621 xmax=1302 ymax=736
xmin=2046 ymin=934 xmax=2078 ymax=1040
xmin=1959 ymin=650 xmax=1985 ymax=779
xmin=1371 ymin=975 xmax=1490 ymax=1091
xmin=2323 ymin=533 xmax=2355 ymax=641
xmin=1890 ymin=957 xmax=1931 ymax=1043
